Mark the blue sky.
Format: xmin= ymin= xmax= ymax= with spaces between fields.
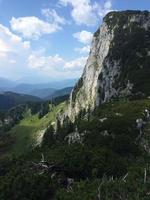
xmin=0 ymin=0 xmax=149 ymax=83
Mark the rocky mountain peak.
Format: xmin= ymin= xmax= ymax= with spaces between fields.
xmin=65 ymin=10 xmax=150 ymax=122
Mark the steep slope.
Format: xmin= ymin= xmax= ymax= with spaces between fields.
xmin=67 ymin=10 xmax=150 ymax=121
xmin=0 ymin=101 xmax=67 ymax=158
xmin=9 ymin=102 xmax=67 ymax=157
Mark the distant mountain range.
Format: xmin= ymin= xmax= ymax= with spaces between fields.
xmin=0 ymin=77 xmax=74 ymax=110
xmin=0 ymin=92 xmax=41 ymax=111
xmin=0 ymin=87 xmax=73 ymax=111
xmin=0 ymin=77 xmax=17 ymax=91
xmin=45 ymin=87 xmax=73 ymax=100
xmin=0 ymin=77 xmax=77 ymax=98
xmin=28 ymin=88 xmax=57 ymax=99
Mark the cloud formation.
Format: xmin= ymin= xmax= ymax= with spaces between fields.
xmin=75 ymin=45 xmax=91 ymax=54
xmin=59 ymin=0 xmax=113 ymax=26
xmin=0 ymin=24 xmax=30 ymax=58
xmin=73 ymin=30 xmax=93 ymax=44
xmin=0 ymin=23 xmax=87 ymax=80
xmin=28 ymin=53 xmax=87 ymax=74
xmin=41 ymin=8 xmax=67 ymax=26
xmin=0 ymin=24 xmax=32 ymax=79
xmin=0 ymin=0 xmax=114 ymax=81
xmin=73 ymin=30 xmax=92 ymax=55
xmin=28 ymin=54 xmax=65 ymax=71
xmin=64 ymin=56 xmax=87 ymax=71
xmin=10 ymin=9 xmax=66 ymax=39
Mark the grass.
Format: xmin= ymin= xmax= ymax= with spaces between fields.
xmin=5 ymin=102 xmax=67 ymax=158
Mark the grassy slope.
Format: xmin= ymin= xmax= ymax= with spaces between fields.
xmin=3 ymin=99 xmax=150 ymax=159
xmin=5 ymin=102 xmax=67 ymax=158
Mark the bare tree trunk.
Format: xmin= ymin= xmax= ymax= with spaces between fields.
xmin=144 ymin=168 xmax=147 ymax=184
xmin=122 ymin=173 xmax=128 ymax=182
xmin=97 ymin=185 xmax=101 ymax=200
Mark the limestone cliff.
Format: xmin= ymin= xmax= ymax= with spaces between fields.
xmin=66 ymin=10 xmax=150 ymax=121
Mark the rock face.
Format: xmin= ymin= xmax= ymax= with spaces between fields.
xmin=67 ymin=10 xmax=150 ymax=121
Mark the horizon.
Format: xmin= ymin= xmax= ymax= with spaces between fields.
xmin=0 ymin=76 xmax=77 ymax=84
xmin=0 ymin=0 xmax=150 ymax=83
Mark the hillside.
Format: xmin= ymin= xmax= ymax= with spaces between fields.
xmin=0 ymin=92 xmax=41 ymax=110
xmin=0 ymin=102 xmax=67 ymax=158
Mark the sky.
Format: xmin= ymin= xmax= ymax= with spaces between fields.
xmin=0 ymin=0 xmax=149 ymax=83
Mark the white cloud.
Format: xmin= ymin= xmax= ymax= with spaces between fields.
xmin=94 ymin=0 xmax=113 ymax=18
xmin=0 ymin=23 xmax=87 ymax=80
xmin=0 ymin=24 xmax=33 ymax=79
xmin=10 ymin=16 xmax=57 ymax=39
xmin=28 ymin=54 xmax=65 ymax=71
xmin=75 ymin=45 xmax=90 ymax=54
xmin=10 ymin=59 xmax=16 ymax=64
xmin=0 ymin=18 xmax=89 ymax=82
xmin=64 ymin=56 xmax=87 ymax=71
xmin=41 ymin=8 xmax=67 ymax=25
xmin=59 ymin=0 xmax=97 ymax=26
xmin=104 ymin=0 xmax=112 ymax=9
xmin=0 ymin=24 xmax=30 ymax=56
xmin=59 ymin=0 xmax=113 ymax=26
xmin=10 ymin=9 xmax=66 ymax=40
xmin=28 ymin=53 xmax=87 ymax=74
xmin=73 ymin=31 xmax=92 ymax=55
xmin=73 ymin=30 xmax=93 ymax=44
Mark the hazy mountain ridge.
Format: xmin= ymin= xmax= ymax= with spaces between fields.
xmin=0 ymin=92 xmax=41 ymax=110
xmin=45 ymin=87 xmax=73 ymax=100
xmin=0 ymin=77 xmax=17 ymax=90
xmin=0 ymin=78 xmax=76 ymax=99
xmin=28 ymin=88 xmax=57 ymax=98
xmin=0 ymin=78 xmax=77 ymax=93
